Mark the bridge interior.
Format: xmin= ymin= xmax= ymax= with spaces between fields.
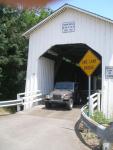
xmin=42 ymin=43 xmax=102 ymax=104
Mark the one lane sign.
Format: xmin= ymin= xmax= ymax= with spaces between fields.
xmin=79 ymin=50 xmax=101 ymax=115
xmin=79 ymin=50 xmax=100 ymax=76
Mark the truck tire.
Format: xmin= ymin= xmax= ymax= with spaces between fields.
xmin=67 ymin=99 xmax=73 ymax=110
xmin=45 ymin=102 xmax=51 ymax=109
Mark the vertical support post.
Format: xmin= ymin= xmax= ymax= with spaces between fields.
xmin=17 ymin=104 xmax=21 ymax=112
xmin=90 ymin=97 xmax=94 ymax=115
xmin=17 ymin=94 xmax=21 ymax=112
xmin=88 ymin=75 xmax=92 ymax=115
xmin=97 ymin=92 xmax=101 ymax=111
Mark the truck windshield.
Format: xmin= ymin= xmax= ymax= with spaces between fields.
xmin=55 ymin=82 xmax=74 ymax=90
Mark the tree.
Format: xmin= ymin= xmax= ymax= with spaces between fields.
xmin=0 ymin=5 xmax=52 ymax=100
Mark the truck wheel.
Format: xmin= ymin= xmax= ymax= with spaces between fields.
xmin=45 ymin=102 xmax=51 ymax=109
xmin=67 ymin=99 xmax=73 ymax=110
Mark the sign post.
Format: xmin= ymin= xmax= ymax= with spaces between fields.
xmin=79 ymin=50 xmax=100 ymax=115
xmin=88 ymin=75 xmax=91 ymax=114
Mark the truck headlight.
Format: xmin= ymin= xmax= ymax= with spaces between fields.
xmin=46 ymin=94 xmax=52 ymax=99
xmin=61 ymin=94 xmax=65 ymax=99
xmin=63 ymin=95 xmax=70 ymax=99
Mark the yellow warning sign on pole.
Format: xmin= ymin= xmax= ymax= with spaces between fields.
xmin=79 ymin=50 xmax=100 ymax=76
xmin=79 ymin=50 xmax=100 ymax=116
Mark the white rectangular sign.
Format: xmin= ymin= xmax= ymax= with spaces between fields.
xmin=62 ymin=22 xmax=75 ymax=33
xmin=105 ymin=66 xmax=113 ymax=79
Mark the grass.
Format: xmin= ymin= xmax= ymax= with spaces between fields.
xmin=0 ymin=106 xmax=17 ymax=115
xmin=0 ymin=108 xmax=10 ymax=115
xmin=91 ymin=111 xmax=112 ymax=125
xmin=84 ymin=106 xmax=112 ymax=126
xmin=6 ymin=106 xmax=17 ymax=113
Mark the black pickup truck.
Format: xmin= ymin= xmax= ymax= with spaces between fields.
xmin=45 ymin=82 xmax=78 ymax=110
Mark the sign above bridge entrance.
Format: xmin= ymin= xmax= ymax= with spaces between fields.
xmin=79 ymin=50 xmax=100 ymax=76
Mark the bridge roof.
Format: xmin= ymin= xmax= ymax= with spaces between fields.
xmin=23 ymin=3 xmax=113 ymax=38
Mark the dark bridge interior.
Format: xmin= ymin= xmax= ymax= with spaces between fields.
xmin=42 ymin=43 xmax=102 ymax=104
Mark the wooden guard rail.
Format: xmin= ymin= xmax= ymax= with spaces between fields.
xmin=89 ymin=92 xmax=101 ymax=115
xmin=0 ymin=90 xmax=43 ymax=112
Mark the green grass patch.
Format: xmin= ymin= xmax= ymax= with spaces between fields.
xmin=0 ymin=106 xmax=17 ymax=115
xmin=0 ymin=108 xmax=10 ymax=115
xmin=6 ymin=106 xmax=17 ymax=114
xmin=91 ymin=111 xmax=112 ymax=125
xmin=83 ymin=106 xmax=112 ymax=126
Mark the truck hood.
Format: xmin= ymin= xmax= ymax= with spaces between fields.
xmin=50 ymin=89 xmax=72 ymax=95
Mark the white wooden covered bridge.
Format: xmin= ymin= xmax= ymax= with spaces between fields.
xmin=23 ymin=4 xmax=113 ymax=118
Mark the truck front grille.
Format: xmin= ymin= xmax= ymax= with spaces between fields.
xmin=53 ymin=95 xmax=61 ymax=100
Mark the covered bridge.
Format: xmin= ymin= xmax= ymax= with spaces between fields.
xmin=23 ymin=4 xmax=113 ymax=118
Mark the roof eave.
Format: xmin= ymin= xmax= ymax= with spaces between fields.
xmin=23 ymin=3 xmax=113 ymax=38
xmin=22 ymin=4 xmax=67 ymax=38
xmin=68 ymin=4 xmax=113 ymax=24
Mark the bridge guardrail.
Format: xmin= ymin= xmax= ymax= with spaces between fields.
xmin=0 ymin=90 xmax=43 ymax=112
xmin=0 ymin=99 xmax=23 ymax=108
xmin=81 ymin=92 xmax=113 ymax=150
xmin=89 ymin=92 xmax=101 ymax=115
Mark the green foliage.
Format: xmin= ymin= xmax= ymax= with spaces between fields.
xmin=91 ymin=111 xmax=111 ymax=125
xmin=0 ymin=5 xmax=52 ymax=100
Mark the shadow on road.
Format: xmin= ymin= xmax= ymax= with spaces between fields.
xmin=42 ymin=104 xmax=82 ymax=111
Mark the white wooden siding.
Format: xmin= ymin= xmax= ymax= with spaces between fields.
xmin=30 ymin=8 xmax=112 ymax=57
xmin=25 ymin=7 xmax=113 ymax=117
xmin=37 ymin=57 xmax=54 ymax=95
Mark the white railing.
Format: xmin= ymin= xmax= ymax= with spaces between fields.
xmin=89 ymin=92 xmax=101 ymax=115
xmin=17 ymin=90 xmax=43 ymax=111
xmin=17 ymin=90 xmax=41 ymax=98
xmin=0 ymin=99 xmax=23 ymax=108
xmin=0 ymin=90 xmax=43 ymax=112
xmin=81 ymin=104 xmax=105 ymax=132
xmin=81 ymin=95 xmax=113 ymax=150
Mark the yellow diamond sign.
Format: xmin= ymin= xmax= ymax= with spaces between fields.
xmin=79 ymin=50 xmax=100 ymax=76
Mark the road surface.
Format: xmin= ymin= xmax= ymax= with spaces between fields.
xmin=0 ymin=105 xmax=90 ymax=150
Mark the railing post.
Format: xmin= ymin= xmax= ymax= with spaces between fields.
xmin=90 ymin=97 xmax=93 ymax=116
xmin=17 ymin=94 xmax=21 ymax=112
xmin=97 ymin=92 xmax=101 ymax=111
xmin=88 ymin=75 xmax=91 ymax=116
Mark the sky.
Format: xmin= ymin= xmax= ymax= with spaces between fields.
xmin=47 ymin=0 xmax=113 ymax=20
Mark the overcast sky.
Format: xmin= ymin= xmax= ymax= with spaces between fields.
xmin=47 ymin=0 xmax=113 ymax=20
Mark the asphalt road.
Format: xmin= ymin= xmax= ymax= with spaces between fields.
xmin=0 ymin=105 xmax=90 ymax=150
